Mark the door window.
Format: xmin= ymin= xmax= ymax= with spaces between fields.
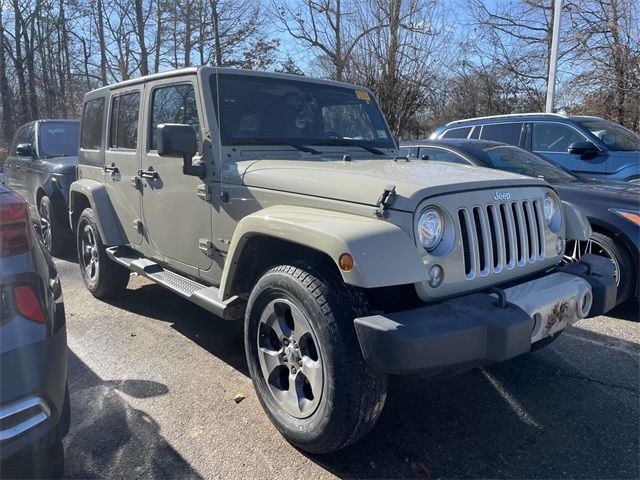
xmin=110 ymin=92 xmax=141 ymax=150
xmin=418 ymin=147 xmax=469 ymax=164
xmin=532 ymin=123 xmax=587 ymax=152
xmin=81 ymin=98 xmax=106 ymax=150
xmin=149 ymin=84 xmax=200 ymax=151
xmin=479 ymin=123 xmax=524 ymax=146
xmin=442 ymin=127 xmax=471 ymax=139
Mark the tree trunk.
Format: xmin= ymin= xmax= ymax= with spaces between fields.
xmin=135 ymin=0 xmax=149 ymax=75
xmin=0 ymin=7 xmax=15 ymax=145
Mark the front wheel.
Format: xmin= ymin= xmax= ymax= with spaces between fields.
xmin=245 ymin=264 xmax=387 ymax=454
xmin=564 ymin=231 xmax=636 ymax=305
xmin=77 ymin=208 xmax=130 ymax=298
xmin=39 ymin=195 xmax=66 ymax=256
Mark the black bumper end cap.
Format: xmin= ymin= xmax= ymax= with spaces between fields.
xmin=354 ymin=293 xmax=533 ymax=375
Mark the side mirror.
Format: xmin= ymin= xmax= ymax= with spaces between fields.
xmin=568 ymin=141 xmax=599 ymax=158
xmin=421 ymin=154 xmax=429 ymax=160
xmin=157 ymin=123 xmax=204 ymax=177
xmin=16 ymin=143 xmax=33 ymax=157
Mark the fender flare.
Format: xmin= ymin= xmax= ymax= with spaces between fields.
xmin=220 ymin=205 xmax=428 ymax=299
xmin=68 ymin=179 xmax=126 ymax=246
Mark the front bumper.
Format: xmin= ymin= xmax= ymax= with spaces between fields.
xmin=354 ymin=254 xmax=616 ymax=375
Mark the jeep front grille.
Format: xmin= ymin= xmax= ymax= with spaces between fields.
xmin=458 ymin=200 xmax=546 ymax=279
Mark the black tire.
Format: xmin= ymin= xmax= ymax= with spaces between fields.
xmin=76 ymin=208 xmax=129 ymax=298
xmin=39 ymin=195 xmax=66 ymax=257
xmin=591 ymin=231 xmax=636 ymax=305
xmin=245 ymin=264 xmax=387 ymax=454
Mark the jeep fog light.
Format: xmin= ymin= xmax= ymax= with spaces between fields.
xmin=556 ymin=236 xmax=564 ymax=255
xmin=418 ymin=207 xmax=444 ymax=251
xmin=427 ymin=265 xmax=443 ymax=288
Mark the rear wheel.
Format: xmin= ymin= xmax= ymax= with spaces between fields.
xmin=245 ymin=264 xmax=387 ymax=453
xmin=77 ymin=208 xmax=129 ymax=298
xmin=39 ymin=195 xmax=66 ymax=256
xmin=564 ymin=231 xmax=635 ymax=305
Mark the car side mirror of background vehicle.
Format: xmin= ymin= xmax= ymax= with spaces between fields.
xmin=157 ymin=123 xmax=205 ymax=178
xmin=16 ymin=143 xmax=33 ymax=157
xmin=421 ymin=154 xmax=430 ymax=160
xmin=568 ymin=141 xmax=599 ymax=159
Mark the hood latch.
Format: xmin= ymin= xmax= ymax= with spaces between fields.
xmin=375 ymin=184 xmax=396 ymax=218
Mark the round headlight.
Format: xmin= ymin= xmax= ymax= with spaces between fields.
xmin=418 ymin=207 xmax=444 ymax=251
xmin=543 ymin=194 xmax=557 ymax=224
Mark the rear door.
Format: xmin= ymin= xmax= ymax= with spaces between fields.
xmin=104 ymin=88 xmax=144 ymax=245
xmin=531 ymin=121 xmax=607 ymax=176
xmin=3 ymin=126 xmax=25 ymax=190
xmin=11 ymin=124 xmax=35 ymax=200
xmin=140 ymin=79 xmax=212 ymax=271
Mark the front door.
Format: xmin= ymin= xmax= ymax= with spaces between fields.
xmin=104 ymin=89 xmax=143 ymax=245
xmin=531 ymin=121 xmax=608 ymax=177
xmin=140 ymin=80 xmax=212 ymax=272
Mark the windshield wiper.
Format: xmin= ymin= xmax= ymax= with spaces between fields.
xmin=325 ymin=140 xmax=384 ymax=155
xmin=242 ymin=139 xmax=322 ymax=154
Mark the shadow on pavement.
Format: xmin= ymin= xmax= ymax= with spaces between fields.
xmin=102 ymin=280 xmax=249 ymax=376
xmin=607 ymin=298 xmax=639 ymax=322
xmin=64 ymin=350 xmax=202 ymax=479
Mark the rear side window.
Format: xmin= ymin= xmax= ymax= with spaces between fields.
xmin=532 ymin=123 xmax=586 ymax=152
xmin=110 ymin=92 xmax=140 ymax=150
xmin=442 ymin=127 xmax=471 ymax=139
xmin=149 ymin=84 xmax=200 ymax=151
xmin=418 ymin=147 xmax=469 ymax=164
xmin=81 ymin=98 xmax=105 ymax=150
xmin=480 ymin=123 xmax=524 ymax=145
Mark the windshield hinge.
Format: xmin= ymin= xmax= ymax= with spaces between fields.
xmin=375 ymin=184 xmax=396 ymax=218
xmin=197 ymin=183 xmax=212 ymax=202
xmin=198 ymin=238 xmax=215 ymax=257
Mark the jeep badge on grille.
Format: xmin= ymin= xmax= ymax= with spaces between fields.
xmin=494 ymin=191 xmax=511 ymax=201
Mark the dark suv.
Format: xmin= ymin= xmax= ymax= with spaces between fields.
xmin=3 ymin=119 xmax=80 ymax=256
xmin=431 ymin=114 xmax=640 ymax=183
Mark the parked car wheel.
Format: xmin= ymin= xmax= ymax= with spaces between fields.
xmin=245 ymin=264 xmax=387 ymax=454
xmin=564 ymin=231 xmax=635 ymax=304
xmin=77 ymin=208 xmax=129 ymax=298
xmin=38 ymin=195 xmax=66 ymax=256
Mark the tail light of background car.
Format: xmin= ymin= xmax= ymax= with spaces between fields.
xmin=0 ymin=191 xmax=33 ymax=256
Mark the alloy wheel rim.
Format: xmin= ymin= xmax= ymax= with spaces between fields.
xmin=39 ymin=201 xmax=51 ymax=251
xmin=81 ymin=224 xmax=99 ymax=282
xmin=563 ymin=238 xmax=620 ymax=286
xmin=256 ymin=298 xmax=324 ymax=419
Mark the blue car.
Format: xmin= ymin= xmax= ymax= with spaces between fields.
xmin=431 ymin=114 xmax=640 ymax=183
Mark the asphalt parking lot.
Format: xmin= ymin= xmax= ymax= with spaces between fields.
xmin=21 ymin=255 xmax=640 ymax=478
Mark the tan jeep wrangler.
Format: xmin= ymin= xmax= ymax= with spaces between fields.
xmin=69 ymin=67 xmax=616 ymax=453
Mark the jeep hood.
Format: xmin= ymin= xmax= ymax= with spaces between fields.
xmin=240 ymin=159 xmax=548 ymax=212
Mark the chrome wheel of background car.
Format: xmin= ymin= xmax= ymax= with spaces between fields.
xmin=564 ymin=238 xmax=620 ymax=286
xmin=38 ymin=200 xmax=52 ymax=251
xmin=80 ymin=224 xmax=99 ymax=282
xmin=256 ymin=298 xmax=324 ymax=419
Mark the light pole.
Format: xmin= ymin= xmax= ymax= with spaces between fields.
xmin=545 ymin=0 xmax=563 ymax=112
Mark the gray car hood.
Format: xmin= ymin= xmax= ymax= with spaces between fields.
xmin=240 ymin=159 xmax=547 ymax=211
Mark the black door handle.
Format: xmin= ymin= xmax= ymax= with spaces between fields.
xmin=103 ymin=163 xmax=119 ymax=174
xmin=15 ymin=164 xmax=21 ymax=169
xmin=138 ymin=167 xmax=159 ymax=180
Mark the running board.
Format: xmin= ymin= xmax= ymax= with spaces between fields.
xmin=106 ymin=246 xmax=243 ymax=320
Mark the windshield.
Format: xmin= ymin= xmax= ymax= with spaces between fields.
xmin=39 ymin=121 xmax=80 ymax=157
xmin=209 ymin=73 xmax=395 ymax=150
xmin=461 ymin=144 xmax=578 ymax=182
xmin=575 ymin=118 xmax=640 ymax=151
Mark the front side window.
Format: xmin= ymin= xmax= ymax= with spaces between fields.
xmin=209 ymin=73 xmax=394 ymax=149
xmin=480 ymin=123 xmax=524 ymax=145
xmin=110 ymin=92 xmax=140 ymax=150
xmin=150 ymin=84 xmax=200 ymax=151
xmin=81 ymin=98 xmax=105 ymax=150
xmin=532 ymin=123 xmax=586 ymax=152
xmin=418 ymin=147 xmax=469 ymax=164
xmin=39 ymin=122 xmax=80 ymax=158
xmin=442 ymin=127 xmax=471 ymax=139
xmin=575 ymin=118 xmax=640 ymax=151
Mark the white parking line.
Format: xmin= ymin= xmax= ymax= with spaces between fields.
xmin=480 ymin=368 xmax=540 ymax=428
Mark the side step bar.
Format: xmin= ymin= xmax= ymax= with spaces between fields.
xmin=106 ymin=246 xmax=244 ymax=320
